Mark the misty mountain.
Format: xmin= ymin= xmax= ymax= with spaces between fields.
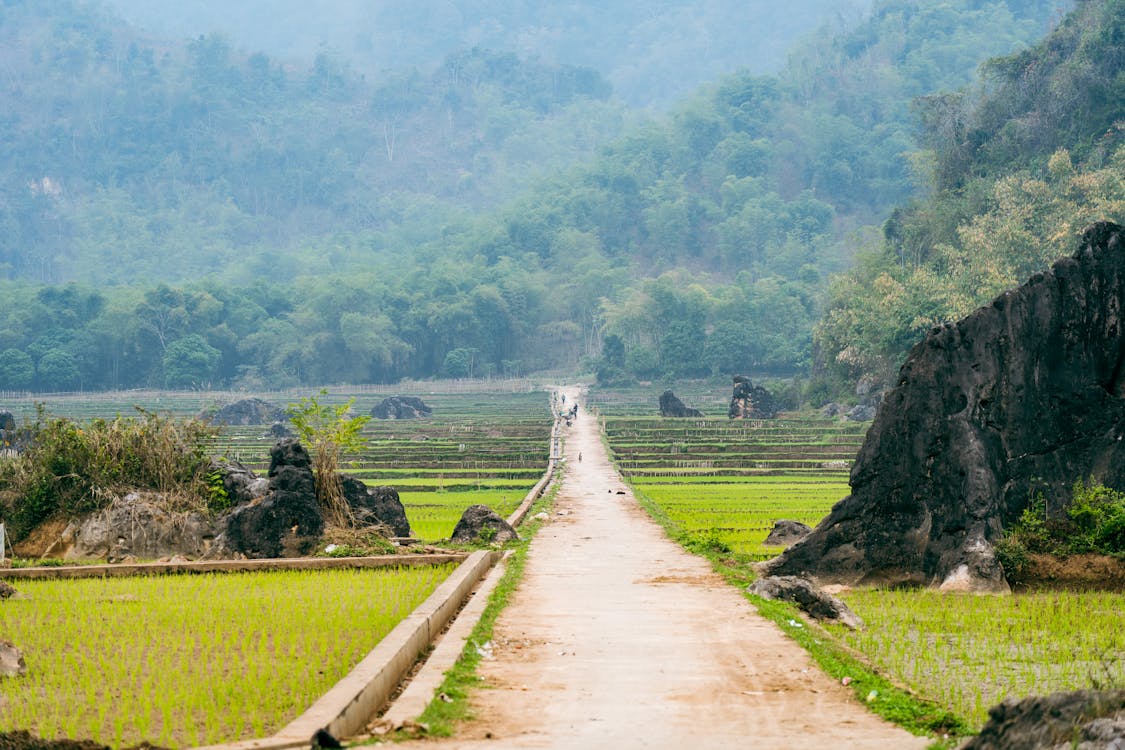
xmin=101 ymin=0 xmax=873 ymax=108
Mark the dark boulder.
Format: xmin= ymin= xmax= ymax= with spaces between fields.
xmin=729 ymin=376 xmax=780 ymax=419
xmin=747 ymin=575 xmax=863 ymax=629
xmin=764 ymin=520 xmax=813 ymax=547
xmin=0 ymin=411 xmax=14 ymax=432
xmin=265 ymin=422 xmax=294 ymax=439
xmin=961 ymin=689 xmax=1125 ymax=750
xmin=764 ymin=223 xmax=1125 ymax=592
xmin=658 ymin=390 xmax=702 ymax=418
xmin=340 ymin=476 xmax=412 ymax=537
xmin=450 ymin=504 xmax=518 ymax=544
xmin=371 ymin=396 xmax=432 ymax=420
xmin=223 ymin=439 xmax=322 ymax=558
xmin=206 ymin=398 xmax=286 ymax=426
xmin=210 ymin=459 xmax=269 ymax=507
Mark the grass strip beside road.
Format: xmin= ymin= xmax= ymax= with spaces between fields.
xmin=411 ymin=481 xmax=559 ymax=736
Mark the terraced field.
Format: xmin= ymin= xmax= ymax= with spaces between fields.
xmin=595 ymin=389 xmax=863 ymax=560
xmin=3 ymin=386 xmax=553 ymax=543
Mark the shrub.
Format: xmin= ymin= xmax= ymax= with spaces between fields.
xmin=1067 ymin=479 xmax=1125 ymax=554
xmin=0 ymin=408 xmax=214 ymax=541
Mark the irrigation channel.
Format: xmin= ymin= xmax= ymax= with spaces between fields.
xmin=393 ymin=386 xmax=926 ymax=750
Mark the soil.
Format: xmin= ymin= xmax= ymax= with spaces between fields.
xmin=1014 ymin=553 xmax=1125 ymax=591
xmin=398 ymin=387 xmax=928 ymax=749
xmin=0 ymin=731 xmax=168 ymax=750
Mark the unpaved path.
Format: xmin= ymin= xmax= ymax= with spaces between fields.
xmin=413 ymin=388 xmax=928 ymax=749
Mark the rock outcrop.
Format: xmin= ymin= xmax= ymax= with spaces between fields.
xmin=658 ymin=390 xmax=702 ymax=418
xmin=371 ymin=396 xmax=432 ymax=420
xmin=764 ymin=520 xmax=813 ymax=547
xmin=728 ymin=376 xmax=779 ymax=419
xmin=340 ymin=477 xmax=412 ymax=537
xmin=961 ymin=689 xmax=1125 ymax=750
xmin=748 ymin=576 xmax=863 ymax=629
xmin=450 ymin=504 xmax=518 ymax=544
xmin=222 ymin=439 xmax=323 ymax=558
xmin=205 ymin=398 xmax=286 ymax=426
xmin=0 ymin=411 xmax=14 ymax=432
xmin=62 ymin=494 xmax=219 ymax=561
xmin=764 ymin=223 xmax=1125 ymax=592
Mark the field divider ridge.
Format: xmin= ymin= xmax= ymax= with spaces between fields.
xmin=0 ymin=553 xmax=467 ymax=580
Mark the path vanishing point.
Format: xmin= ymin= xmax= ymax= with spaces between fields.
xmin=401 ymin=387 xmax=928 ymax=749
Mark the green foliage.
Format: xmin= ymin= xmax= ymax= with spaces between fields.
xmin=287 ymin=390 xmax=371 ymax=525
xmin=1067 ymin=478 xmax=1125 ymax=554
xmin=204 ymin=467 xmax=232 ymax=514
xmin=0 ymin=409 xmax=214 ymax=541
xmin=997 ymin=480 xmax=1125 ymax=579
xmin=819 ymin=0 xmax=1125 ymax=381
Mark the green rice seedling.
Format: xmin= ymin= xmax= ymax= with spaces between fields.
xmin=831 ymin=588 xmax=1125 ymax=727
xmin=0 ymin=565 xmax=454 ymax=747
xmin=399 ymin=489 xmax=528 ymax=541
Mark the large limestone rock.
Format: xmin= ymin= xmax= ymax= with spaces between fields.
xmin=222 ymin=439 xmax=323 ymax=558
xmin=340 ymin=477 xmax=412 ymax=537
xmin=765 ymin=223 xmax=1125 ymax=592
xmin=728 ymin=376 xmax=779 ymax=419
xmin=961 ymin=689 xmax=1125 ymax=750
xmin=658 ymin=390 xmax=702 ymax=418
xmin=206 ymin=398 xmax=286 ymax=426
xmin=451 ymin=505 xmax=518 ymax=544
xmin=63 ymin=493 xmax=219 ymax=561
xmin=371 ymin=396 xmax=432 ymax=420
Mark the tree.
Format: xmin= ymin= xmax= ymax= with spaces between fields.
xmin=162 ymin=334 xmax=221 ymax=389
xmin=36 ymin=349 xmax=80 ymax=391
xmin=0 ymin=349 xmax=34 ymax=390
xmin=287 ymin=391 xmax=370 ymax=527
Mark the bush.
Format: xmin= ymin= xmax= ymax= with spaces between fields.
xmin=0 ymin=408 xmax=214 ymax=541
xmin=1067 ymin=479 xmax=1125 ymax=554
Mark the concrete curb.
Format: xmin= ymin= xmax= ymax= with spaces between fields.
xmin=0 ymin=554 xmax=467 ymax=581
xmin=192 ymin=549 xmax=501 ymax=750
xmin=506 ymin=416 xmax=563 ymax=528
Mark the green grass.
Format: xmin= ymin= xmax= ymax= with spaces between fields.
xmin=633 ymin=478 xmax=847 ymax=559
xmin=411 ymin=481 xmax=559 ymax=736
xmin=832 ymin=588 xmax=1125 ymax=726
xmin=400 ymin=489 xmax=530 ymax=541
xmin=0 ymin=566 xmax=455 ymax=747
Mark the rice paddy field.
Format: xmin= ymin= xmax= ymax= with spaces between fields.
xmin=593 ymin=383 xmax=1125 ymax=732
xmin=0 ymin=565 xmax=456 ymax=747
xmin=1 ymin=384 xmax=554 ymax=543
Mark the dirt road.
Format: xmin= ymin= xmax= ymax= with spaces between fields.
xmin=415 ymin=388 xmax=928 ymax=749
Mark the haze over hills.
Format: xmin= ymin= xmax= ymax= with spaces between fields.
xmin=101 ymin=0 xmax=873 ymax=108
xmin=0 ymin=0 xmax=1104 ymax=395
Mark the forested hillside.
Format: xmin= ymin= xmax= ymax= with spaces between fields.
xmin=816 ymin=0 xmax=1125 ymax=385
xmin=0 ymin=0 xmax=1071 ymax=392
xmin=103 ymin=0 xmax=873 ymax=108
